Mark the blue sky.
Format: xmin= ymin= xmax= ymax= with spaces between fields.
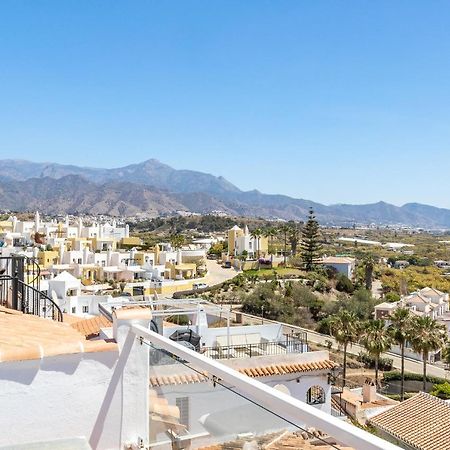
xmin=1 ymin=1 xmax=450 ymax=207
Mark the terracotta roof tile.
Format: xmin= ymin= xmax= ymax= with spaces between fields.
xmin=370 ymin=392 xmax=450 ymax=450
xmin=149 ymin=360 xmax=335 ymax=387
xmin=0 ymin=306 xmax=118 ymax=363
xmin=238 ymin=360 xmax=335 ymax=378
xmin=68 ymin=314 xmax=112 ymax=339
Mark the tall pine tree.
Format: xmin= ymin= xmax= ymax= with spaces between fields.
xmin=301 ymin=208 xmax=322 ymax=271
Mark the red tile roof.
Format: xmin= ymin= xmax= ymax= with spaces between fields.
xmin=370 ymin=392 xmax=450 ymax=450
xmin=0 ymin=307 xmax=117 ymax=362
xmin=68 ymin=314 xmax=112 ymax=339
xmin=149 ymin=360 xmax=335 ymax=387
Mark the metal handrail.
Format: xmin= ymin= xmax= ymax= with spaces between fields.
xmin=203 ymin=339 xmax=307 ymax=359
xmin=0 ymin=274 xmax=63 ymax=322
xmin=24 ymin=254 xmax=41 ymax=289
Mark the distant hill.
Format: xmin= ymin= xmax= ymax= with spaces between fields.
xmin=0 ymin=158 xmax=450 ymax=228
xmin=0 ymin=158 xmax=240 ymax=195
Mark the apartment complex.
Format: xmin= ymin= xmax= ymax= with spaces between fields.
xmin=0 ymin=213 xmax=208 ymax=302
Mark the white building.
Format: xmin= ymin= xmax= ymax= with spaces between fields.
xmin=375 ymin=287 xmax=449 ymax=323
xmin=47 ymin=271 xmax=112 ymax=316
xmin=0 ymin=306 xmax=150 ymax=449
xmin=319 ymin=256 xmax=356 ymax=279
xmin=375 ymin=287 xmax=450 ymax=361
xmin=0 ymin=302 xmax=401 ymax=450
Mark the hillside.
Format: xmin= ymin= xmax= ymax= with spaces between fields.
xmin=0 ymin=159 xmax=450 ymax=227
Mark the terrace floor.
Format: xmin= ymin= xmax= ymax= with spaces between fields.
xmin=198 ymin=430 xmax=353 ymax=449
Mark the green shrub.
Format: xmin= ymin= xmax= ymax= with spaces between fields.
xmin=431 ymin=382 xmax=450 ymax=400
xmin=166 ymin=314 xmax=190 ymax=325
xmin=383 ymin=371 xmax=447 ymax=385
xmin=384 ymin=393 xmax=415 ymax=401
xmin=357 ymin=352 xmax=393 ymax=371
xmin=336 ymin=274 xmax=354 ymax=293
xmin=385 ymin=292 xmax=400 ymax=302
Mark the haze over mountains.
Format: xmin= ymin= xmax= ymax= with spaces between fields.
xmin=0 ymin=158 xmax=449 ymax=228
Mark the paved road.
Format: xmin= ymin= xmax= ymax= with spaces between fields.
xmin=237 ymin=311 xmax=449 ymax=379
xmin=205 ymin=259 xmax=240 ymax=286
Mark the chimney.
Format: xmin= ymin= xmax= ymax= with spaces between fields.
xmin=362 ymin=378 xmax=377 ymax=403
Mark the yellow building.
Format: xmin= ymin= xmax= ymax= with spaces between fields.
xmin=79 ymin=265 xmax=102 ymax=285
xmin=228 ymin=224 xmax=269 ymax=258
xmin=66 ymin=238 xmax=93 ymax=252
xmin=91 ymin=237 xmax=116 ymax=252
xmin=165 ymin=262 xmax=197 ymax=280
xmin=0 ymin=221 xmax=13 ymax=233
xmin=133 ymin=252 xmax=155 ymax=266
xmin=228 ymin=225 xmax=244 ymax=256
xmin=38 ymin=250 xmax=59 ymax=269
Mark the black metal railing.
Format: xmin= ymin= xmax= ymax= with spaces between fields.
xmin=0 ymin=254 xmax=41 ymax=291
xmin=0 ymin=274 xmax=63 ymax=322
xmin=202 ymin=338 xmax=308 ymax=360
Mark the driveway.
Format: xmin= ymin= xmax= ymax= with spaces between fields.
xmin=205 ymin=259 xmax=240 ymax=286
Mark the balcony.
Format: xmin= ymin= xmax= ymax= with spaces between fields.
xmin=132 ymin=324 xmax=402 ymax=450
xmin=202 ymin=335 xmax=307 ymax=360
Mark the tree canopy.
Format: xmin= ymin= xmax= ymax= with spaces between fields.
xmin=300 ymin=208 xmax=322 ymax=271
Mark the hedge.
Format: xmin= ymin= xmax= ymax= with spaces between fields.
xmin=383 ymin=371 xmax=447 ymax=385
xmin=357 ymin=352 xmax=393 ymax=371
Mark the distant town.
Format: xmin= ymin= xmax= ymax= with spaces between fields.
xmin=1 ymin=208 xmax=450 ymax=449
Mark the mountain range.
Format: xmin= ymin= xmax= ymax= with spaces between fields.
xmin=0 ymin=158 xmax=449 ymax=228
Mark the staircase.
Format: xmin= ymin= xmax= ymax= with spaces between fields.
xmin=0 ymin=254 xmax=63 ymax=322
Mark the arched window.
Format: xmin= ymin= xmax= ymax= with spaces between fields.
xmin=306 ymin=385 xmax=326 ymax=405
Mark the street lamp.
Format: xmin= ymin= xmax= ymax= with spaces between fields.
xmin=261 ymin=305 xmax=265 ymax=324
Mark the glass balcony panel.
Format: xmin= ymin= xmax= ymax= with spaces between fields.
xmin=146 ymin=342 xmax=342 ymax=450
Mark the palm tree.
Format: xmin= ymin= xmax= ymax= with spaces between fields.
xmin=360 ymin=319 xmax=392 ymax=387
xmin=327 ymin=310 xmax=359 ymax=385
xmin=443 ymin=343 xmax=450 ymax=370
xmin=363 ymin=254 xmax=375 ymax=291
xmin=288 ymin=222 xmax=302 ymax=256
xmin=388 ymin=308 xmax=413 ymax=401
xmin=278 ymin=224 xmax=291 ymax=266
xmin=250 ymin=228 xmax=263 ymax=260
xmin=409 ymin=316 xmax=447 ymax=392
xmin=263 ymin=227 xmax=277 ymax=260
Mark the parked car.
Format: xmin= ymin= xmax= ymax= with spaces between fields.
xmin=222 ymin=261 xmax=232 ymax=269
xmin=193 ymin=282 xmax=208 ymax=290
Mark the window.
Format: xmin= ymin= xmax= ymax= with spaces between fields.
xmin=71 ymin=307 xmax=76 ymax=314
xmin=176 ymin=397 xmax=189 ymax=427
xmin=82 ymin=306 xmax=89 ymax=313
xmin=306 ymin=386 xmax=326 ymax=405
